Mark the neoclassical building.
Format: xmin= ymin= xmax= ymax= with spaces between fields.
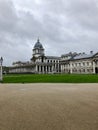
xmin=60 ymin=51 xmax=98 ymax=74
xmin=9 ymin=39 xmax=98 ymax=74
xmin=9 ymin=39 xmax=60 ymax=74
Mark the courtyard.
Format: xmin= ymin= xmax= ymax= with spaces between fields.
xmin=0 ymin=83 xmax=98 ymax=130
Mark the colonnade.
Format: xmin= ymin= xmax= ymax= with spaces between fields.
xmin=61 ymin=60 xmax=98 ymax=74
xmin=36 ymin=64 xmax=60 ymax=73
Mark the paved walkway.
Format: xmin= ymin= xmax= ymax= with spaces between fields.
xmin=0 ymin=84 xmax=98 ymax=130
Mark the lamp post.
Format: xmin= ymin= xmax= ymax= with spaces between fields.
xmin=0 ymin=57 xmax=3 ymax=81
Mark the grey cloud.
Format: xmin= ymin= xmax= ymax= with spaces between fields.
xmin=0 ymin=0 xmax=18 ymax=33
xmin=66 ymin=0 xmax=98 ymax=30
xmin=0 ymin=0 xmax=98 ymax=65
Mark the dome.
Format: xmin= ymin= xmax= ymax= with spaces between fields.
xmin=34 ymin=39 xmax=43 ymax=49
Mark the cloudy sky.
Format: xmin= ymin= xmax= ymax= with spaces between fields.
xmin=0 ymin=0 xmax=98 ymax=66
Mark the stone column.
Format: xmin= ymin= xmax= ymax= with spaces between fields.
xmin=42 ymin=66 xmax=44 ymax=74
xmin=62 ymin=64 xmax=64 ymax=73
xmin=52 ymin=65 xmax=54 ymax=73
xmin=93 ymin=61 xmax=95 ymax=74
xmin=70 ymin=62 xmax=72 ymax=74
xmin=0 ymin=67 xmax=2 ymax=81
xmin=47 ymin=66 xmax=48 ymax=73
xmin=48 ymin=66 xmax=50 ymax=73
xmin=45 ymin=66 xmax=47 ymax=73
xmin=36 ymin=65 xmax=38 ymax=73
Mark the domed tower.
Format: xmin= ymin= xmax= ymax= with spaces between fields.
xmin=32 ymin=38 xmax=45 ymax=58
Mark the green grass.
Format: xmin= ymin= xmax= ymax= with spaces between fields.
xmin=2 ymin=74 xmax=98 ymax=83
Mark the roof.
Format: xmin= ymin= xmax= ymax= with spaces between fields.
xmin=46 ymin=56 xmax=61 ymax=59
xmin=61 ymin=52 xmax=77 ymax=57
xmin=61 ymin=52 xmax=97 ymax=61
xmin=73 ymin=53 xmax=96 ymax=60
xmin=34 ymin=39 xmax=44 ymax=49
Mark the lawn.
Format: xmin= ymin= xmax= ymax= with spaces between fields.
xmin=2 ymin=74 xmax=98 ymax=83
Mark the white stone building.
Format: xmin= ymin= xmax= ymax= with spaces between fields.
xmin=9 ymin=39 xmax=60 ymax=74
xmin=9 ymin=39 xmax=98 ymax=74
xmin=60 ymin=51 xmax=98 ymax=74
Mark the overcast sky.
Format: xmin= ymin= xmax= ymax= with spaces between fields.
xmin=0 ymin=0 xmax=98 ymax=66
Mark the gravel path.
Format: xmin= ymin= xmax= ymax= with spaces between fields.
xmin=0 ymin=83 xmax=98 ymax=130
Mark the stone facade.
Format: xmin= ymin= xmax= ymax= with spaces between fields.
xmin=60 ymin=52 xmax=98 ymax=74
xmin=9 ymin=39 xmax=60 ymax=74
xmin=9 ymin=39 xmax=98 ymax=74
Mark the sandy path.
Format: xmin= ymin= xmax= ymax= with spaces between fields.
xmin=0 ymin=83 xmax=98 ymax=130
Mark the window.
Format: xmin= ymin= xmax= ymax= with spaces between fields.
xmin=83 ymin=69 xmax=85 ymax=72
xmin=83 ymin=62 xmax=85 ymax=66
xmin=87 ymin=62 xmax=89 ymax=66
xmin=79 ymin=63 xmax=81 ymax=66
